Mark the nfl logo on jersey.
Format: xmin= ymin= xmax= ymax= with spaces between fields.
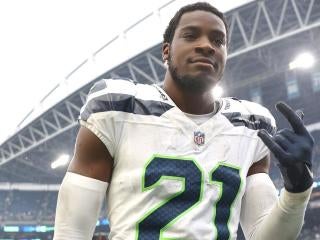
xmin=194 ymin=131 xmax=205 ymax=146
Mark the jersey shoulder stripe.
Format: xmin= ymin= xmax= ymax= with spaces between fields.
xmin=220 ymin=98 xmax=276 ymax=135
xmin=79 ymin=79 xmax=174 ymax=121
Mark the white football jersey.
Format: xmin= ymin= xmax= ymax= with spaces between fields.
xmin=79 ymin=78 xmax=276 ymax=240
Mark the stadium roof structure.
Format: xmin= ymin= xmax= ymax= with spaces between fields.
xmin=0 ymin=0 xmax=319 ymax=185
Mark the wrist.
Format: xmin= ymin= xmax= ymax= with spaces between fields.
xmin=279 ymin=186 xmax=312 ymax=213
xmin=278 ymin=162 xmax=313 ymax=193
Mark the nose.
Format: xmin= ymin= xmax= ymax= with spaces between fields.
xmin=195 ymin=37 xmax=215 ymax=55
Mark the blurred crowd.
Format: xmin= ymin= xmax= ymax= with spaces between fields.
xmin=0 ymin=191 xmax=56 ymax=223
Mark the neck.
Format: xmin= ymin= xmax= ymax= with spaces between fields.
xmin=162 ymin=73 xmax=216 ymax=115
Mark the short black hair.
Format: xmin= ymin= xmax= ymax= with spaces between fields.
xmin=163 ymin=2 xmax=229 ymax=45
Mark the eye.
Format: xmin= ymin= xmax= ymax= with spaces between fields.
xmin=183 ymin=33 xmax=197 ymax=41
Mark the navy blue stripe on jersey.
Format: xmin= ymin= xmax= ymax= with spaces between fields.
xmin=222 ymin=112 xmax=276 ymax=135
xmin=80 ymin=93 xmax=174 ymax=121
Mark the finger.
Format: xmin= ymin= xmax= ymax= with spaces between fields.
xmin=278 ymin=127 xmax=314 ymax=148
xmin=275 ymin=102 xmax=307 ymax=135
xmin=277 ymin=129 xmax=297 ymax=143
xmin=258 ymin=129 xmax=290 ymax=160
xmin=274 ymin=134 xmax=292 ymax=151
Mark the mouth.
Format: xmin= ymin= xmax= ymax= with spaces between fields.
xmin=190 ymin=57 xmax=218 ymax=70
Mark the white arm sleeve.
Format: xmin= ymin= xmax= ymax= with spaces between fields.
xmin=53 ymin=172 xmax=109 ymax=240
xmin=240 ymin=173 xmax=312 ymax=240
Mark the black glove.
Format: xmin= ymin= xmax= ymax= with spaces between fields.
xmin=258 ymin=102 xmax=314 ymax=193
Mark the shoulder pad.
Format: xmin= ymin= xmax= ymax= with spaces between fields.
xmin=221 ymin=98 xmax=276 ymax=135
xmin=79 ymin=79 xmax=174 ymax=120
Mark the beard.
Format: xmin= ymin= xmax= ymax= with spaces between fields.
xmin=168 ymin=54 xmax=221 ymax=93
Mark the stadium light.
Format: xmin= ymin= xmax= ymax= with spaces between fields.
xmin=212 ymin=85 xmax=223 ymax=98
xmin=289 ymin=52 xmax=315 ymax=70
xmin=51 ymin=154 xmax=70 ymax=169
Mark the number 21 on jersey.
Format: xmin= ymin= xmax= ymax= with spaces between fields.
xmin=135 ymin=155 xmax=242 ymax=240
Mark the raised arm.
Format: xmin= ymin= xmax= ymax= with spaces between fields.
xmin=241 ymin=102 xmax=313 ymax=240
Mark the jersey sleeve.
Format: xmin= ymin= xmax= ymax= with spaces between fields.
xmin=78 ymin=78 xmax=136 ymax=157
xmin=240 ymin=100 xmax=277 ymax=163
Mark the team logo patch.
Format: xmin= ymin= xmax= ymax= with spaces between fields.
xmin=194 ymin=131 xmax=205 ymax=146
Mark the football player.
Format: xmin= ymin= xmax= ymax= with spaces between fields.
xmin=54 ymin=2 xmax=314 ymax=239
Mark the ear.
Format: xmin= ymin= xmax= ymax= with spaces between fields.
xmin=162 ymin=42 xmax=170 ymax=62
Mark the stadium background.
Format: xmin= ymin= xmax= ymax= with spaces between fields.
xmin=0 ymin=0 xmax=320 ymax=239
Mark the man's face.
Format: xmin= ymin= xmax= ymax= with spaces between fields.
xmin=164 ymin=10 xmax=227 ymax=93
